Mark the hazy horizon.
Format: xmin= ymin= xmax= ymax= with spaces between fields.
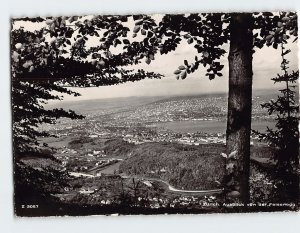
xmin=47 ymin=86 xmax=286 ymax=106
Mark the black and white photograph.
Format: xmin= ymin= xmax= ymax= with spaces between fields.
xmin=10 ymin=11 xmax=300 ymax=217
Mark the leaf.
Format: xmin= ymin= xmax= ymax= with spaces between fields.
xmin=187 ymin=38 xmax=193 ymax=44
xmin=221 ymin=153 xmax=227 ymax=158
xmin=147 ymin=31 xmax=154 ymax=38
xmin=133 ymin=25 xmax=140 ymax=33
xmin=100 ymin=43 xmax=107 ymax=49
xmin=178 ymin=65 xmax=185 ymax=70
xmin=282 ymin=49 xmax=291 ymax=56
xmin=123 ymin=39 xmax=130 ymax=44
xmin=15 ymin=43 xmax=23 ymax=50
xmin=12 ymin=51 xmax=19 ymax=62
xmin=208 ymin=74 xmax=215 ymax=80
xmin=145 ymin=58 xmax=151 ymax=64
xmin=28 ymin=66 xmax=35 ymax=72
xmin=226 ymin=163 xmax=234 ymax=171
xmin=135 ymin=20 xmax=143 ymax=25
xmin=65 ymin=30 xmax=73 ymax=38
xmin=45 ymin=19 xmax=53 ymax=25
xmin=282 ymin=16 xmax=290 ymax=22
xmin=159 ymin=47 xmax=164 ymax=54
xmin=149 ymin=54 xmax=154 ymax=60
xmin=133 ymin=15 xmax=143 ymax=21
xmin=98 ymin=59 xmax=105 ymax=66
xmin=203 ymin=51 xmax=209 ymax=58
xmin=265 ymin=35 xmax=273 ymax=41
xmin=277 ymin=21 xmax=283 ymax=27
xmin=22 ymin=60 xmax=33 ymax=68
xmin=215 ymin=180 xmax=221 ymax=185
xmin=184 ymin=60 xmax=188 ymax=66
xmin=141 ymin=29 xmax=146 ymax=35
xmin=102 ymin=31 xmax=110 ymax=39
xmin=228 ymin=150 xmax=237 ymax=159
xmin=275 ymin=28 xmax=282 ymax=34
xmin=263 ymin=12 xmax=273 ymax=17
xmin=181 ymin=71 xmax=187 ymax=79
xmin=283 ymin=34 xmax=289 ymax=40
xmin=120 ymin=16 xmax=128 ymax=22
xmin=174 ymin=70 xmax=181 ymax=75
xmin=92 ymin=53 xmax=99 ymax=59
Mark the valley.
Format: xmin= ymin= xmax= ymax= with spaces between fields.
xmin=20 ymin=92 xmax=280 ymax=214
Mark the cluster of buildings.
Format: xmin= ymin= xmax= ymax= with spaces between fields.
xmin=108 ymin=96 xmax=227 ymax=125
xmin=122 ymin=130 xmax=226 ymax=146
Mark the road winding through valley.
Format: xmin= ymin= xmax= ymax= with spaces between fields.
xmin=69 ymin=159 xmax=223 ymax=196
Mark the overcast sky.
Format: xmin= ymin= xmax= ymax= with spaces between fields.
xmin=63 ymin=39 xmax=298 ymax=101
xmin=14 ymin=15 xmax=298 ymax=101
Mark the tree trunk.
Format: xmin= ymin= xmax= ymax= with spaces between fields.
xmin=224 ymin=13 xmax=253 ymax=205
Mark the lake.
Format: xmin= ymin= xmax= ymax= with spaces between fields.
xmin=154 ymin=119 xmax=275 ymax=134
